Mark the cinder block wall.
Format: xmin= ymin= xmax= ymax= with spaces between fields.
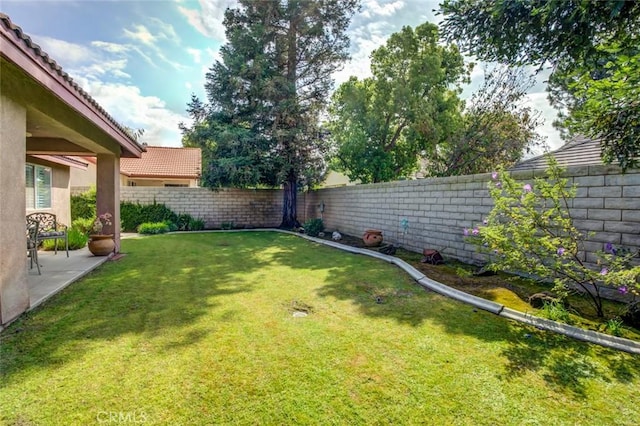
xmin=306 ymin=165 xmax=640 ymax=266
xmin=114 ymin=165 xmax=639 ymax=267
xmin=120 ymin=187 xmax=285 ymax=229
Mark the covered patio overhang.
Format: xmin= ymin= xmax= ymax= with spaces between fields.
xmin=0 ymin=13 xmax=144 ymax=325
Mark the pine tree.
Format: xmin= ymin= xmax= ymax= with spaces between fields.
xmin=181 ymin=0 xmax=359 ymax=227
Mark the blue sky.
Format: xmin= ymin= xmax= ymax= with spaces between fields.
xmin=1 ymin=0 xmax=561 ymax=151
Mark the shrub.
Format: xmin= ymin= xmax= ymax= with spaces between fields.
xmin=137 ymin=222 xmax=170 ymax=235
xmin=120 ymin=202 xmax=142 ymax=232
xmin=188 ymin=217 xmax=205 ymax=231
xmin=221 ymin=222 xmax=235 ymax=230
xmin=303 ymin=218 xmax=324 ymax=237
xmin=121 ymin=201 xmax=178 ymax=232
xmin=72 ymin=217 xmax=95 ymax=236
xmin=175 ymin=213 xmax=193 ymax=231
xmin=41 ymin=227 xmax=88 ymax=251
xmin=71 ymin=187 xmax=96 ymax=220
xmin=465 ymin=156 xmax=640 ymax=318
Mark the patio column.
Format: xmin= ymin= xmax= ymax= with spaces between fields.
xmin=0 ymin=95 xmax=30 ymax=325
xmin=96 ymin=153 xmax=121 ymax=253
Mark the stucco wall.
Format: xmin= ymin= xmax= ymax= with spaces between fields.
xmin=0 ymin=94 xmax=29 ymax=324
xmin=70 ymin=161 xmax=96 ymax=188
xmin=307 ymin=165 xmax=640 ymax=266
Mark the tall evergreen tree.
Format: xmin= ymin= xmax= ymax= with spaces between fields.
xmin=181 ymin=0 xmax=359 ymax=227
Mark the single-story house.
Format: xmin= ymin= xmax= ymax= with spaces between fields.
xmin=70 ymin=145 xmax=202 ymax=190
xmin=0 ymin=13 xmax=144 ymax=325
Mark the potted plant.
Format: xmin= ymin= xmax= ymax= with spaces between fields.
xmin=88 ymin=212 xmax=115 ymax=256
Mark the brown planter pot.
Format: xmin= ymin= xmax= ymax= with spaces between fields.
xmin=362 ymin=229 xmax=383 ymax=247
xmin=88 ymin=234 xmax=115 ymax=256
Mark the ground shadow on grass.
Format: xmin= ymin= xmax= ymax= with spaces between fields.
xmin=2 ymin=231 xmax=638 ymax=400
xmin=0 ymin=232 xmax=283 ymax=385
xmin=266 ymin=233 xmax=640 ymax=399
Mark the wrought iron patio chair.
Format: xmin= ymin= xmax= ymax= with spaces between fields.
xmin=26 ymin=212 xmax=68 ymax=256
xmin=26 ymin=217 xmax=41 ymax=275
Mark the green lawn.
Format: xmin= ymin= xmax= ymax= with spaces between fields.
xmin=1 ymin=232 xmax=638 ymax=425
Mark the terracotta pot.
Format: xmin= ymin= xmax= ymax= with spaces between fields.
xmin=362 ymin=229 xmax=383 ymax=247
xmin=88 ymin=234 xmax=115 ymax=256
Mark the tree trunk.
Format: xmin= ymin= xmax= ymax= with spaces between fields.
xmin=280 ymin=175 xmax=299 ymax=229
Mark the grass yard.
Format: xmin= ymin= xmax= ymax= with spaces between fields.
xmin=1 ymin=232 xmax=638 ymax=425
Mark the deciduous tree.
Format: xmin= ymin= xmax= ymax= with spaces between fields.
xmin=439 ymin=0 xmax=640 ymax=170
xmin=428 ymin=66 xmax=543 ymax=177
xmin=328 ymin=23 xmax=467 ymax=183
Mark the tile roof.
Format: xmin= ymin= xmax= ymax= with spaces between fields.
xmin=510 ymin=137 xmax=607 ymax=171
xmin=0 ymin=13 xmax=143 ymax=156
xmin=120 ymin=146 xmax=202 ymax=179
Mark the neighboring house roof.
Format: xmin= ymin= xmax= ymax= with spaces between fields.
xmin=0 ymin=13 xmax=143 ymax=158
xmin=511 ymin=137 xmax=605 ymax=171
xmin=119 ymin=146 xmax=202 ymax=179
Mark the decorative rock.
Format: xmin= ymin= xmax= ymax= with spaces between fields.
xmin=528 ymin=291 xmax=563 ymax=309
xmin=332 ymin=231 xmax=342 ymax=241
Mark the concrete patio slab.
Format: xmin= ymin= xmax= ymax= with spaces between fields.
xmin=27 ymin=247 xmax=110 ymax=310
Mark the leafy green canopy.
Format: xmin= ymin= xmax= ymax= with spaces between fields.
xmin=328 ymin=23 xmax=468 ymax=183
xmin=181 ymin=0 xmax=359 ymax=226
xmin=440 ymin=0 xmax=640 ymax=170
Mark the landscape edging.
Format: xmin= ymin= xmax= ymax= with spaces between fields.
xmin=280 ymin=229 xmax=640 ymax=355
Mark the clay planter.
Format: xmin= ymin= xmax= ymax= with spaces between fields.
xmin=88 ymin=234 xmax=115 ymax=256
xmin=362 ymin=229 xmax=383 ymax=247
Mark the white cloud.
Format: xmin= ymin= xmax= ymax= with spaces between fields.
xmin=35 ymin=36 xmax=131 ymax=81
xmin=35 ymin=36 xmax=95 ymax=66
xmin=78 ymin=79 xmax=187 ymax=147
xmin=361 ymin=0 xmax=405 ymax=19
xmin=187 ymin=47 xmax=202 ymax=64
xmin=123 ymin=24 xmax=156 ymax=46
xmin=91 ymin=40 xmax=130 ymax=54
xmin=178 ymin=0 xmax=237 ymax=40
xmin=149 ymin=17 xmax=181 ymax=43
xmin=525 ymin=92 xmax=563 ymax=151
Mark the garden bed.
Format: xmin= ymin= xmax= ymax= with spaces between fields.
xmin=315 ymin=232 xmax=640 ymax=342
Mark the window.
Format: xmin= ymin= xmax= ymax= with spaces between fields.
xmin=25 ymin=164 xmax=52 ymax=209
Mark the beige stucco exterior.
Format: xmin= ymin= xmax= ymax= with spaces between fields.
xmin=0 ymin=94 xmax=30 ymax=324
xmin=0 ymin=13 xmax=144 ymax=325
xmin=69 ymin=160 xmax=97 ymax=188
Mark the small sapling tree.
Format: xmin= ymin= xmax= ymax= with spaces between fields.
xmin=465 ymin=157 xmax=640 ymax=318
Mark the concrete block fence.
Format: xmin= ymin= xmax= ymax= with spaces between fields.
xmin=110 ymin=164 xmax=639 ymax=266
xmin=305 ymin=164 xmax=640 ymax=267
xmin=120 ymin=187 xmax=286 ymax=229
